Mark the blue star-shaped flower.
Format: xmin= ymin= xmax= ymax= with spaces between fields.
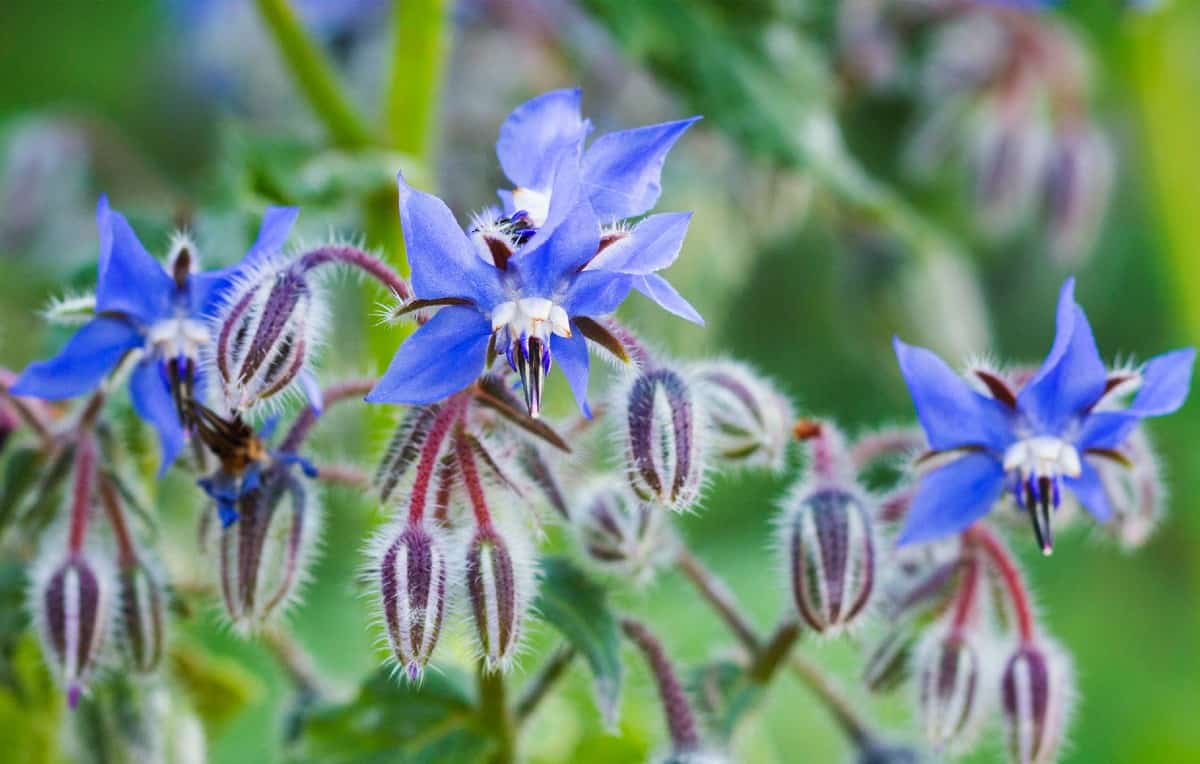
xmin=365 ymin=169 xmax=699 ymax=418
xmin=894 ymin=278 xmax=1194 ymax=551
xmin=494 ymin=88 xmax=703 ymax=324
xmin=11 ymin=196 xmax=298 ymax=472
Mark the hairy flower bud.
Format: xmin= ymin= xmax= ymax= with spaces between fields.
xmin=375 ymin=522 xmax=450 ymax=681
xmin=1001 ymin=642 xmax=1073 ymax=764
xmin=781 ymin=487 xmax=876 ymax=633
xmin=33 ymin=552 xmax=112 ymax=707
xmin=574 ymin=480 xmax=672 ymax=583
xmin=464 ymin=525 xmax=534 ymax=672
xmin=214 ymin=466 xmax=318 ymax=631
xmin=1043 ymin=125 xmax=1114 ymax=264
xmin=862 ymin=626 xmax=916 ymax=694
xmin=622 ymin=367 xmax=705 ymax=512
xmin=375 ymin=405 xmax=440 ymax=504
xmin=214 ymin=262 xmax=323 ymax=413
xmin=916 ymin=633 xmax=987 ymax=753
xmin=692 ymin=361 xmax=793 ymax=472
xmin=115 ymin=561 xmax=165 ymax=673
xmin=1095 ymin=428 xmax=1164 ymax=550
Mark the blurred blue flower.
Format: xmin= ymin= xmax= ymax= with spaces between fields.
xmin=894 ymin=278 xmax=1194 ymax=551
xmin=365 ymin=168 xmax=699 ymax=418
xmin=11 ymin=196 xmax=298 ymax=473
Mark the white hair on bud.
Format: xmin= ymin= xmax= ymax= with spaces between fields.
xmin=40 ymin=291 xmax=97 ymax=326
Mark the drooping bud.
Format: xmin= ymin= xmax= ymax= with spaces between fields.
xmin=464 ymin=524 xmax=534 ymax=672
xmin=573 ymin=480 xmax=673 ymax=584
xmin=214 ymin=262 xmax=323 ymax=414
xmin=115 ymin=560 xmax=166 ymax=673
xmin=622 ymin=367 xmax=705 ymax=512
xmin=33 ymin=552 xmax=112 ymax=707
xmin=915 ymin=632 xmax=987 ymax=753
xmin=214 ymin=465 xmax=318 ymax=632
xmin=1001 ymin=641 xmax=1073 ymax=764
xmin=375 ymin=522 xmax=450 ymax=682
xmin=971 ymin=106 xmax=1050 ymax=237
xmin=1042 ymin=124 xmax=1114 ymax=264
xmin=781 ymin=486 xmax=876 ymax=634
xmin=691 ymin=361 xmax=794 ymax=472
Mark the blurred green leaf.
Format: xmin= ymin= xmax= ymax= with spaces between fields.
xmin=688 ymin=660 xmax=764 ymax=744
xmin=534 ymin=556 xmax=623 ymax=728
xmin=169 ymin=641 xmax=264 ymax=735
xmin=0 ymin=633 xmax=60 ymax=764
xmin=0 ymin=446 xmax=44 ymax=533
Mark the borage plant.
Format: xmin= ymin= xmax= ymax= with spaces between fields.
xmin=0 ymin=88 xmax=1192 ymax=764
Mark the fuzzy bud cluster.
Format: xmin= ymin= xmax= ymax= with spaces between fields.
xmin=915 ymin=631 xmax=986 ymax=753
xmin=573 ymin=480 xmax=672 ymax=584
xmin=33 ymin=552 xmax=111 ymax=708
xmin=692 ymin=360 xmax=793 ymax=472
xmin=621 ymin=366 xmax=706 ymax=512
xmin=377 ymin=522 xmax=450 ymax=682
xmin=115 ymin=560 xmax=165 ymax=674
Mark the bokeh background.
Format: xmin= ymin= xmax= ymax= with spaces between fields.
xmin=0 ymin=0 xmax=1198 ymax=762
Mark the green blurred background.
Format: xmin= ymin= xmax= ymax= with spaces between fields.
xmin=0 ymin=0 xmax=1198 ymax=762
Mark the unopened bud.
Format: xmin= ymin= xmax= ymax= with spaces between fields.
xmin=574 ymin=480 xmax=673 ymax=584
xmin=863 ymin=626 xmax=916 ymax=694
xmin=622 ymin=368 xmax=705 ymax=512
xmin=916 ymin=633 xmax=987 ymax=753
xmin=1001 ymin=641 xmax=1073 ymax=764
xmin=34 ymin=552 xmax=112 ymax=707
xmin=972 ymin=109 xmax=1049 ymax=237
xmin=781 ymin=486 xmax=876 ymax=633
xmin=375 ymin=405 xmax=440 ymax=504
xmin=464 ymin=525 xmax=533 ymax=672
xmin=376 ymin=522 xmax=450 ymax=681
xmin=692 ymin=361 xmax=793 ymax=472
xmin=214 ymin=263 xmax=323 ymax=414
xmin=1095 ymin=427 xmax=1164 ymax=550
xmin=1043 ymin=124 xmax=1114 ymax=264
xmin=115 ymin=560 xmax=165 ymax=673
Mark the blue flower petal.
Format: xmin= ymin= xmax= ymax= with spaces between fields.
xmin=581 ymin=117 xmax=700 ymax=221
xmin=1064 ymin=459 xmax=1112 ymax=522
xmin=243 ymin=206 xmax=300 ymax=268
xmin=299 ymin=367 xmax=324 ymax=414
xmin=633 ymin=274 xmax=704 ymax=325
xmin=129 ymin=359 xmax=186 ymax=476
xmin=496 ymin=88 xmax=589 ymax=192
xmin=552 ymin=330 xmax=592 ymax=418
xmin=1017 ymin=279 xmax=1107 ymax=433
xmin=514 ymin=201 xmax=600 ymax=296
xmin=893 ymin=338 xmax=1014 ymax=452
xmin=190 ymin=206 xmax=299 ymax=314
xmin=561 ymin=271 xmax=632 ymax=317
xmin=10 ymin=317 xmax=143 ymax=400
xmin=397 ymin=173 xmax=504 ymax=308
xmin=1077 ymin=347 xmax=1195 ymax=449
xmin=897 ymin=452 xmax=1006 ymax=546
xmin=94 ymin=196 xmax=173 ymax=324
xmin=588 ymin=212 xmax=692 ymax=275
xmin=365 ymin=306 xmax=491 ymax=404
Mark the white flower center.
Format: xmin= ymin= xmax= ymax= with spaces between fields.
xmin=1002 ymin=436 xmax=1082 ymax=486
xmin=511 ymin=187 xmax=551 ymax=228
xmin=490 ymin=297 xmax=571 ymax=343
xmin=147 ymin=317 xmax=211 ymax=360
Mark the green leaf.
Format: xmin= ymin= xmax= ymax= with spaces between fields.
xmin=169 ymin=641 xmax=264 ymax=734
xmin=687 ymin=660 xmax=764 ymax=743
xmin=0 ymin=447 xmax=44 ymax=534
xmin=289 ymin=666 xmax=491 ymax=764
xmin=534 ymin=556 xmax=623 ymax=728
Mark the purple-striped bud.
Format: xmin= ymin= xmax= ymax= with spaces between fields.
xmin=862 ymin=626 xmax=916 ymax=694
xmin=115 ymin=560 xmax=165 ymax=673
xmin=574 ymin=481 xmax=672 ymax=584
xmin=781 ymin=487 xmax=876 ymax=633
xmin=1001 ymin=641 xmax=1073 ymax=764
xmin=464 ymin=525 xmax=534 ymax=672
xmin=1042 ymin=124 xmax=1114 ymax=264
xmin=622 ymin=368 xmax=705 ymax=512
xmin=972 ymin=110 xmax=1050 ymax=237
xmin=375 ymin=405 xmax=440 ymax=504
xmin=214 ymin=262 xmax=323 ymax=414
xmin=33 ymin=553 xmax=112 ymax=707
xmin=915 ymin=633 xmax=987 ymax=753
xmin=214 ymin=467 xmax=318 ymax=632
xmin=1095 ymin=428 xmax=1164 ymax=550
xmin=375 ymin=522 xmax=450 ymax=682
xmin=692 ymin=361 xmax=793 ymax=472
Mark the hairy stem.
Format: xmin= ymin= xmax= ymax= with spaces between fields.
xmin=850 ymin=427 xmax=925 ymax=470
xmin=515 ymin=645 xmax=577 ymax=722
xmin=279 ymin=377 xmax=379 ymax=453
xmin=967 ymin=523 xmax=1036 ymax=642
xmin=455 ymin=428 xmax=494 ymax=531
xmin=296 ymin=246 xmax=412 ymax=300
xmin=790 ymin=652 xmax=874 ymax=745
xmin=676 ymin=547 xmax=761 ymax=652
xmin=406 ymin=394 xmax=469 ymax=525
xmin=747 ymin=620 xmax=801 ymax=682
xmin=478 ymin=663 xmax=516 ymax=764
xmin=66 ymin=434 xmax=96 ymax=555
xmin=949 ymin=554 xmax=982 ymax=633
xmin=620 ymin=617 xmax=701 ymax=753
xmin=97 ymin=474 xmax=137 ymax=568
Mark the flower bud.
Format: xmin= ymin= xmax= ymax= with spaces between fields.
xmin=34 ymin=553 xmax=112 ymax=707
xmin=375 ymin=522 xmax=450 ymax=681
xmin=574 ymin=480 xmax=672 ymax=584
xmin=215 ymin=466 xmax=318 ymax=631
xmin=692 ymin=361 xmax=793 ymax=472
xmin=622 ymin=367 xmax=705 ymax=512
xmin=781 ymin=487 xmax=876 ymax=633
xmin=1043 ymin=124 xmax=1114 ymax=264
xmin=214 ymin=262 xmax=323 ymax=414
xmin=971 ymin=108 xmax=1049 ymax=236
xmin=862 ymin=626 xmax=916 ymax=694
xmin=1001 ymin=641 xmax=1073 ymax=764
xmin=115 ymin=560 xmax=166 ymax=673
xmin=375 ymin=405 xmax=440 ymax=504
xmin=464 ymin=525 xmax=534 ymax=672
xmin=1095 ymin=428 xmax=1164 ymax=550
xmin=915 ymin=633 xmax=987 ymax=753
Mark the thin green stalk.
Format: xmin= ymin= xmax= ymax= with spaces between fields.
xmin=254 ymin=0 xmax=373 ymax=148
xmin=477 ymin=664 xmax=516 ymax=764
xmin=384 ymin=0 xmax=451 ymax=154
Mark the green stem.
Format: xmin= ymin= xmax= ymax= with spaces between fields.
xmin=253 ymin=0 xmax=373 ymax=148
xmin=516 ymin=645 xmax=577 ymax=723
xmin=477 ymin=664 xmax=516 ymax=764
xmin=384 ymin=0 xmax=451 ymax=154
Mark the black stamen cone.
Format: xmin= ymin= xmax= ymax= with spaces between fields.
xmin=1031 ymin=476 xmax=1054 ymax=556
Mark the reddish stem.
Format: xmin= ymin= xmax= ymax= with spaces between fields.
xmin=850 ymin=427 xmax=925 ymax=470
xmin=620 ymin=618 xmax=701 ymax=753
xmin=406 ymin=394 xmax=470 ymax=525
xmin=279 ymin=377 xmax=379 ymax=453
xmin=967 ymin=524 xmax=1036 ymax=642
xmin=949 ymin=554 xmax=981 ymax=634
xmin=66 ymin=435 xmax=97 ymax=555
xmin=454 ymin=429 xmax=493 ymax=532
xmin=297 ymin=245 xmax=412 ymax=300
xmin=97 ymin=475 xmax=137 ymax=568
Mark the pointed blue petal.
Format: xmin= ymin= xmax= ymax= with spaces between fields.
xmin=898 ymin=452 xmax=1006 ymax=546
xmin=10 ymin=318 xmax=143 ymax=400
xmin=582 ymin=117 xmax=700 ymax=221
xmin=496 ymin=88 xmax=589 ymax=192
xmin=893 ymin=337 xmax=1014 ymax=452
xmin=243 ymin=206 xmax=299 ymax=268
xmin=190 ymin=206 xmax=300 ymax=315
xmin=588 ymin=212 xmax=692 ymax=275
xmin=1064 ymin=459 xmax=1112 ymax=522
xmin=397 ymin=173 xmax=503 ymax=308
xmin=562 ymin=271 xmax=632 ymax=317
xmin=299 ymin=368 xmax=324 ymax=414
xmin=553 ymin=330 xmax=592 ymax=418
xmin=94 ymin=197 xmax=173 ymax=324
xmin=129 ymin=359 xmax=186 ymax=476
xmin=1017 ymin=279 xmax=1107 ymax=433
xmin=633 ymin=274 xmax=703 ymax=325
xmin=515 ymin=201 xmax=600 ymax=296
xmin=1077 ymin=347 xmax=1195 ymax=449
xmin=365 ymin=306 xmax=491 ymax=405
